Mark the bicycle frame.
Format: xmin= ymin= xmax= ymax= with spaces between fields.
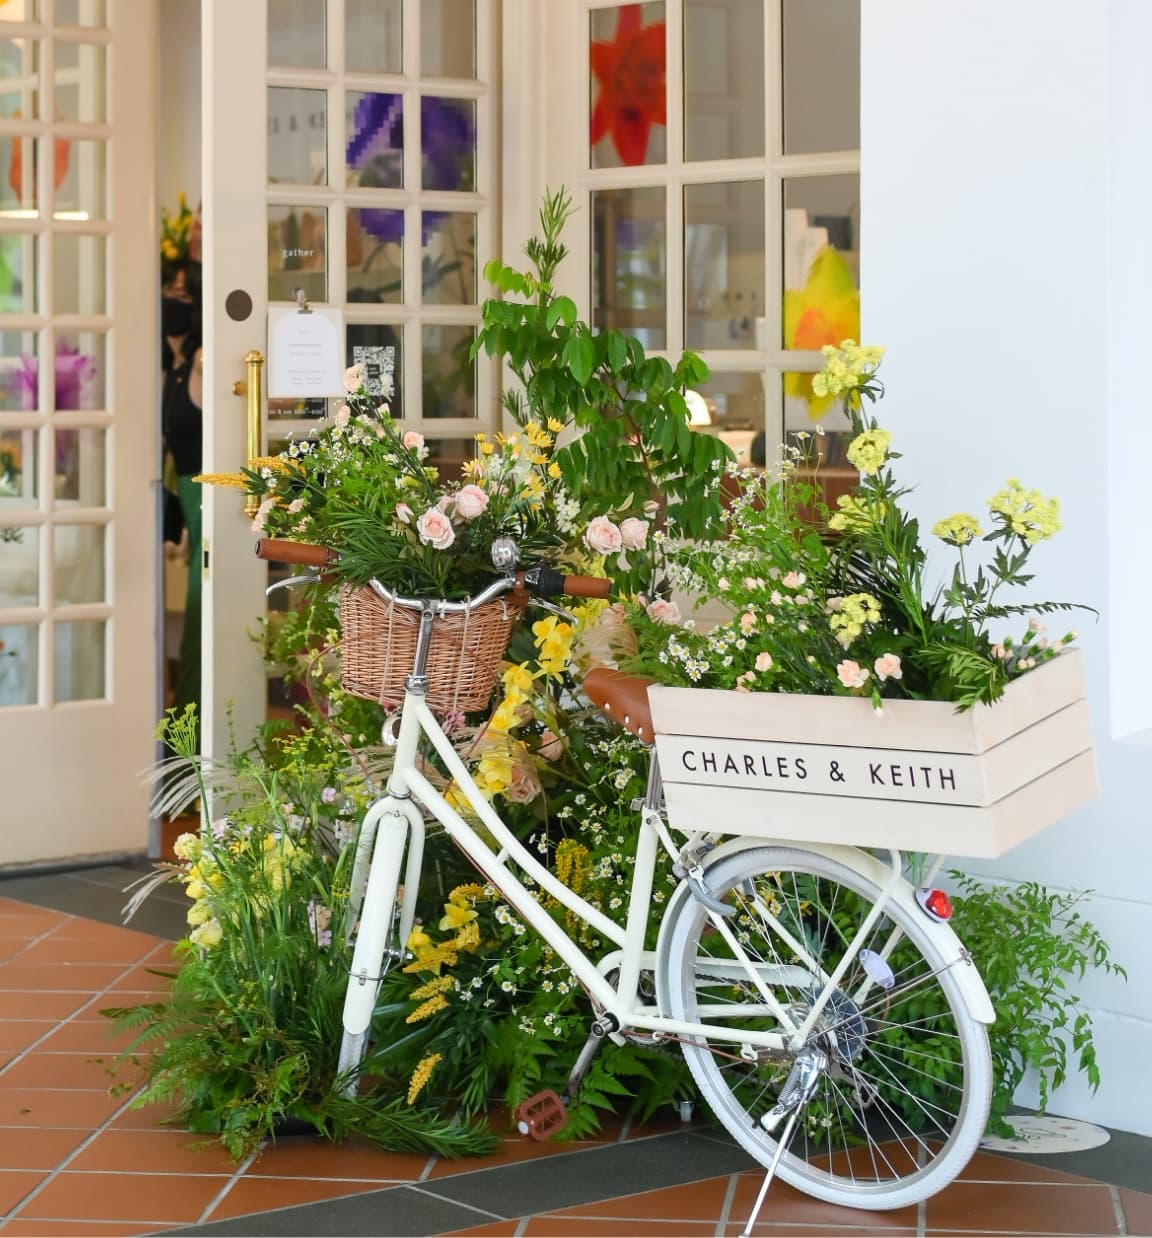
xmin=345 ymin=677 xmax=917 ymax=1053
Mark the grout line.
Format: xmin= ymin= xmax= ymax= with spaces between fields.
xmin=512 ymin=1215 xmax=530 ymax=1236
xmin=918 ymin=1192 xmax=927 ymax=1238
xmin=617 ymin=1114 xmax=632 ymax=1143
xmin=403 ymin=1182 xmax=506 ymax=1223
xmin=418 ymin=1154 xmax=438 ymax=1182
xmin=196 ymin=1141 xmax=263 ymax=1224
xmin=1111 ymin=1183 xmax=1128 ymax=1235
xmin=714 ymin=1170 xmax=739 ymax=1237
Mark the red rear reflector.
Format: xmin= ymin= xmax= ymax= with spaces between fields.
xmin=915 ymin=887 xmax=953 ymax=922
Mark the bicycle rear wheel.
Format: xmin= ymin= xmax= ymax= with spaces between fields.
xmin=659 ymin=845 xmax=991 ymax=1210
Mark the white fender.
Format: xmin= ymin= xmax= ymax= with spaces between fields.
xmin=656 ymin=837 xmax=994 ymax=1025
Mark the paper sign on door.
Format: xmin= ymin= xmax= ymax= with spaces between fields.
xmin=267 ymin=305 xmax=345 ymax=398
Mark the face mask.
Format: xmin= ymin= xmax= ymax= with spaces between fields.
xmin=162 ymin=296 xmax=198 ymax=338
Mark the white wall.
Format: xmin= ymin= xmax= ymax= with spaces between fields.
xmin=862 ymin=0 xmax=1152 ymax=1133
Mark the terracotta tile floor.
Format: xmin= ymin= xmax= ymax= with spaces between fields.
xmin=1 ymin=890 xmax=1150 ymax=1237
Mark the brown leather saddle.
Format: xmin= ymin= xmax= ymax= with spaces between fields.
xmin=581 ymin=667 xmax=657 ymax=742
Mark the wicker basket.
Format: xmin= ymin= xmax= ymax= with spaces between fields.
xmin=338 ymin=585 xmax=520 ymax=712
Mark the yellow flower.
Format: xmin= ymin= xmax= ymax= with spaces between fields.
xmin=186 ymin=900 xmax=213 ymax=927
xmin=406 ymin=993 xmax=449 ymax=1023
xmin=932 ymin=513 xmax=984 ymax=546
xmin=193 ymin=472 xmax=251 ymax=491
xmin=407 ymin=926 xmax=434 ymax=956
xmin=547 ymin=417 xmax=565 ymax=433
xmin=185 ymin=879 xmax=207 ymax=901
xmin=845 ymin=428 xmax=892 ymax=476
xmin=439 ymin=902 xmax=479 ymax=931
xmin=249 ymin=456 xmax=292 ymax=474
xmin=402 ymin=946 xmax=459 ymax=975
xmin=451 ymin=920 xmax=481 ymax=951
xmin=548 ymin=462 xmax=562 ymax=479
xmin=409 ymin=975 xmax=454 ymax=1001
xmin=827 ymin=494 xmax=887 ymax=533
xmin=783 ymin=252 xmax=862 ymax=418
xmin=173 ymin=833 xmax=200 ymax=861
xmin=987 ymin=479 xmax=1062 ymax=544
xmin=189 ymin=918 xmax=223 ymax=949
xmin=406 ymin=1052 xmax=442 ymax=1104
xmin=449 ymin=883 xmax=488 ymax=904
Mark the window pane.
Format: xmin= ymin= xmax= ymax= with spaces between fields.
xmin=347 ymin=323 xmax=401 ymax=412
xmin=54 ymin=428 xmax=104 ymax=505
xmin=782 ymin=0 xmax=860 ymax=155
xmin=422 ymin=211 xmax=475 ymax=305
xmin=268 ymin=205 xmax=328 ymax=303
xmin=0 ymin=525 xmax=38 ymax=607
xmin=0 ymin=1 xmax=38 ymax=19
xmin=346 ymin=92 xmax=403 ymax=189
xmin=422 ymin=437 xmax=470 ymax=484
xmin=0 ymin=623 xmax=38 ymax=709
xmin=782 ymin=173 xmax=860 ymax=351
xmin=0 ymin=135 xmax=36 ymax=212
xmin=0 ymin=428 xmax=37 ymax=505
xmin=54 ymin=522 xmax=103 ymax=603
xmin=592 ymin=186 xmax=666 ymax=349
xmin=0 ymin=332 xmax=37 ymax=411
xmin=55 ymin=333 xmax=104 ymax=410
xmin=2 ymin=37 xmax=39 ymax=119
xmin=53 ymin=234 xmax=105 ymax=315
xmin=346 ymin=0 xmax=402 ymax=74
xmin=54 ymin=618 xmax=104 ymax=701
xmin=0 ymin=234 xmax=36 ymax=315
xmin=684 ymin=180 xmax=764 ymax=351
xmin=590 ymin=2 xmax=666 ymax=168
xmin=55 ymin=0 xmax=106 ymax=25
xmin=422 ymin=324 xmax=474 ymax=418
xmin=348 ymin=207 xmax=403 ymax=303
xmin=54 ymin=40 xmax=106 ymax=123
xmin=691 ymin=371 xmax=765 ymax=453
xmin=268 ymin=87 xmax=328 ymax=186
xmin=422 ymin=96 xmax=475 ymax=192
xmin=268 ymin=0 xmax=326 ymax=68
xmin=784 ymin=370 xmax=854 ymax=436
xmin=684 ymin=0 xmax=763 ymax=162
xmin=55 ymin=138 xmax=106 ymax=220
xmin=421 ymin=0 xmax=476 ymax=78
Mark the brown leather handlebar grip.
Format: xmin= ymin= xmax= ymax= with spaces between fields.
xmin=255 ymin=538 xmax=337 ymax=567
xmin=562 ymin=575 xmax=612 ymax=599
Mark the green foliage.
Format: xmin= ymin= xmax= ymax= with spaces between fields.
xmin=474 ymin=186 xmax=734 ymax=594
xmin=950 ymin=874 xmax=1126 ymax=1135
xmin=106 ymin=709 xmax=494 ymax=1161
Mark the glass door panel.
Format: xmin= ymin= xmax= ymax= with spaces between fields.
xmin=589 ymin=2 xmax=667 ymax=169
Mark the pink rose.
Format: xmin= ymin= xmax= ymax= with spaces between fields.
xmin=505 ymin=761 xmax=542 ymax=804
xmin=836 ymin=660 xmax=870 ymax=689
xmin=395 ymin=502 xmax=413 ymax=525
xmin=250 ymin=494 xmax=276 ymax=535
xmin=584 ymin=516 xmax=623 ymax=555
xmin=755 ymin=652 xmax=773 ymax=672
xmin=619 ymin=517 xmax=650 ymax=550
xmin=873 ymin=653 xmax=903 ymax=682
xmin=538 ymin=729 xmax=565 ymax=762
xmin=646 ymin=599 xmax=682 ymax=625
xmin=342 ymin=363 xmax=363 ymax=394
xmin=335 ymin=404 xmax=351 ymax=427
xmin=455 ymin=484 xmax=489 ymax=520
xmin=782 ymin=571 xmax=806 ymax=589
xmin=403 ymin=430 xmax=425 ymax=452
xmin=416 ymin=507 xmax=456 ymax=550
xmin=740 ymin=611 xmax=756 ymax=633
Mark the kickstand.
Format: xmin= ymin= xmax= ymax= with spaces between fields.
xmin=739 ymin=1044 xmax=827 ymax=1237
xmin=739 ymin=1108 xmax=800 ymax=1238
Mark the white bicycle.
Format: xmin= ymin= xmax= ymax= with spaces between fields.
xmin=258 ymin=538 xmax=993 ymax=1220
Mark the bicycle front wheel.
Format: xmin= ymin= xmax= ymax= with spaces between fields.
xmin=659 ymin=845 xmax=991 ymax=1210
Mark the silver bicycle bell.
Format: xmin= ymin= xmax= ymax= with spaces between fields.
xmin=490 ymin=537 xmax=520 ymax=570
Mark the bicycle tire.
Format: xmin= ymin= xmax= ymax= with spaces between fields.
xmin=658 ymin=845 xmax=991 ymax=1210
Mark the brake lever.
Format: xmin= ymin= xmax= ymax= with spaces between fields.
xmin=527 ymin=596 xmax=577 ymax=625
xmin=265 ymin=570 xmax=322 ymax=597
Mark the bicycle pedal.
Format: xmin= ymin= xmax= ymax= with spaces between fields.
xmin=514 ymin=1090 xmax=568 ymax=1141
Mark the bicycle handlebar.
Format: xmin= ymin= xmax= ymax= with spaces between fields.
xmin=254 ymin=539 xmax=611 ymax=608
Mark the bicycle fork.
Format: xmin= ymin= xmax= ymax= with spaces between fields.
xmin=342 ymin=796 xmax=424 ymax=1041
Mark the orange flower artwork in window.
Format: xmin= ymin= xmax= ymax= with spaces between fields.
xmin=590 ymin=4 xmax=666 ymax=166
xmin=783 ymin=246 xmax=861 ymax=419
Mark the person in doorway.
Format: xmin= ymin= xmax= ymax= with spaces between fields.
xmin=160 ymin=257 xmax=203 ymax=735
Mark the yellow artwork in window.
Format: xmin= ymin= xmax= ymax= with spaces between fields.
xmin=783 ymin=246 xmax=860 ymax=419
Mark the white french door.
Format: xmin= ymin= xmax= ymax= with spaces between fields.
xmin=0 ymin=0 xmax=158 ymax=868
xmin=200 ymin=0 xmax=499 ymax=761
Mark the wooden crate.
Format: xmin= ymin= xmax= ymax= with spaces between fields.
xmin=648 ymin=650 xmax=1097 ymax=858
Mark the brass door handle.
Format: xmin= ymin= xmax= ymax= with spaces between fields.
xmin=238 ymin=351 xmax=264 ymax=516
